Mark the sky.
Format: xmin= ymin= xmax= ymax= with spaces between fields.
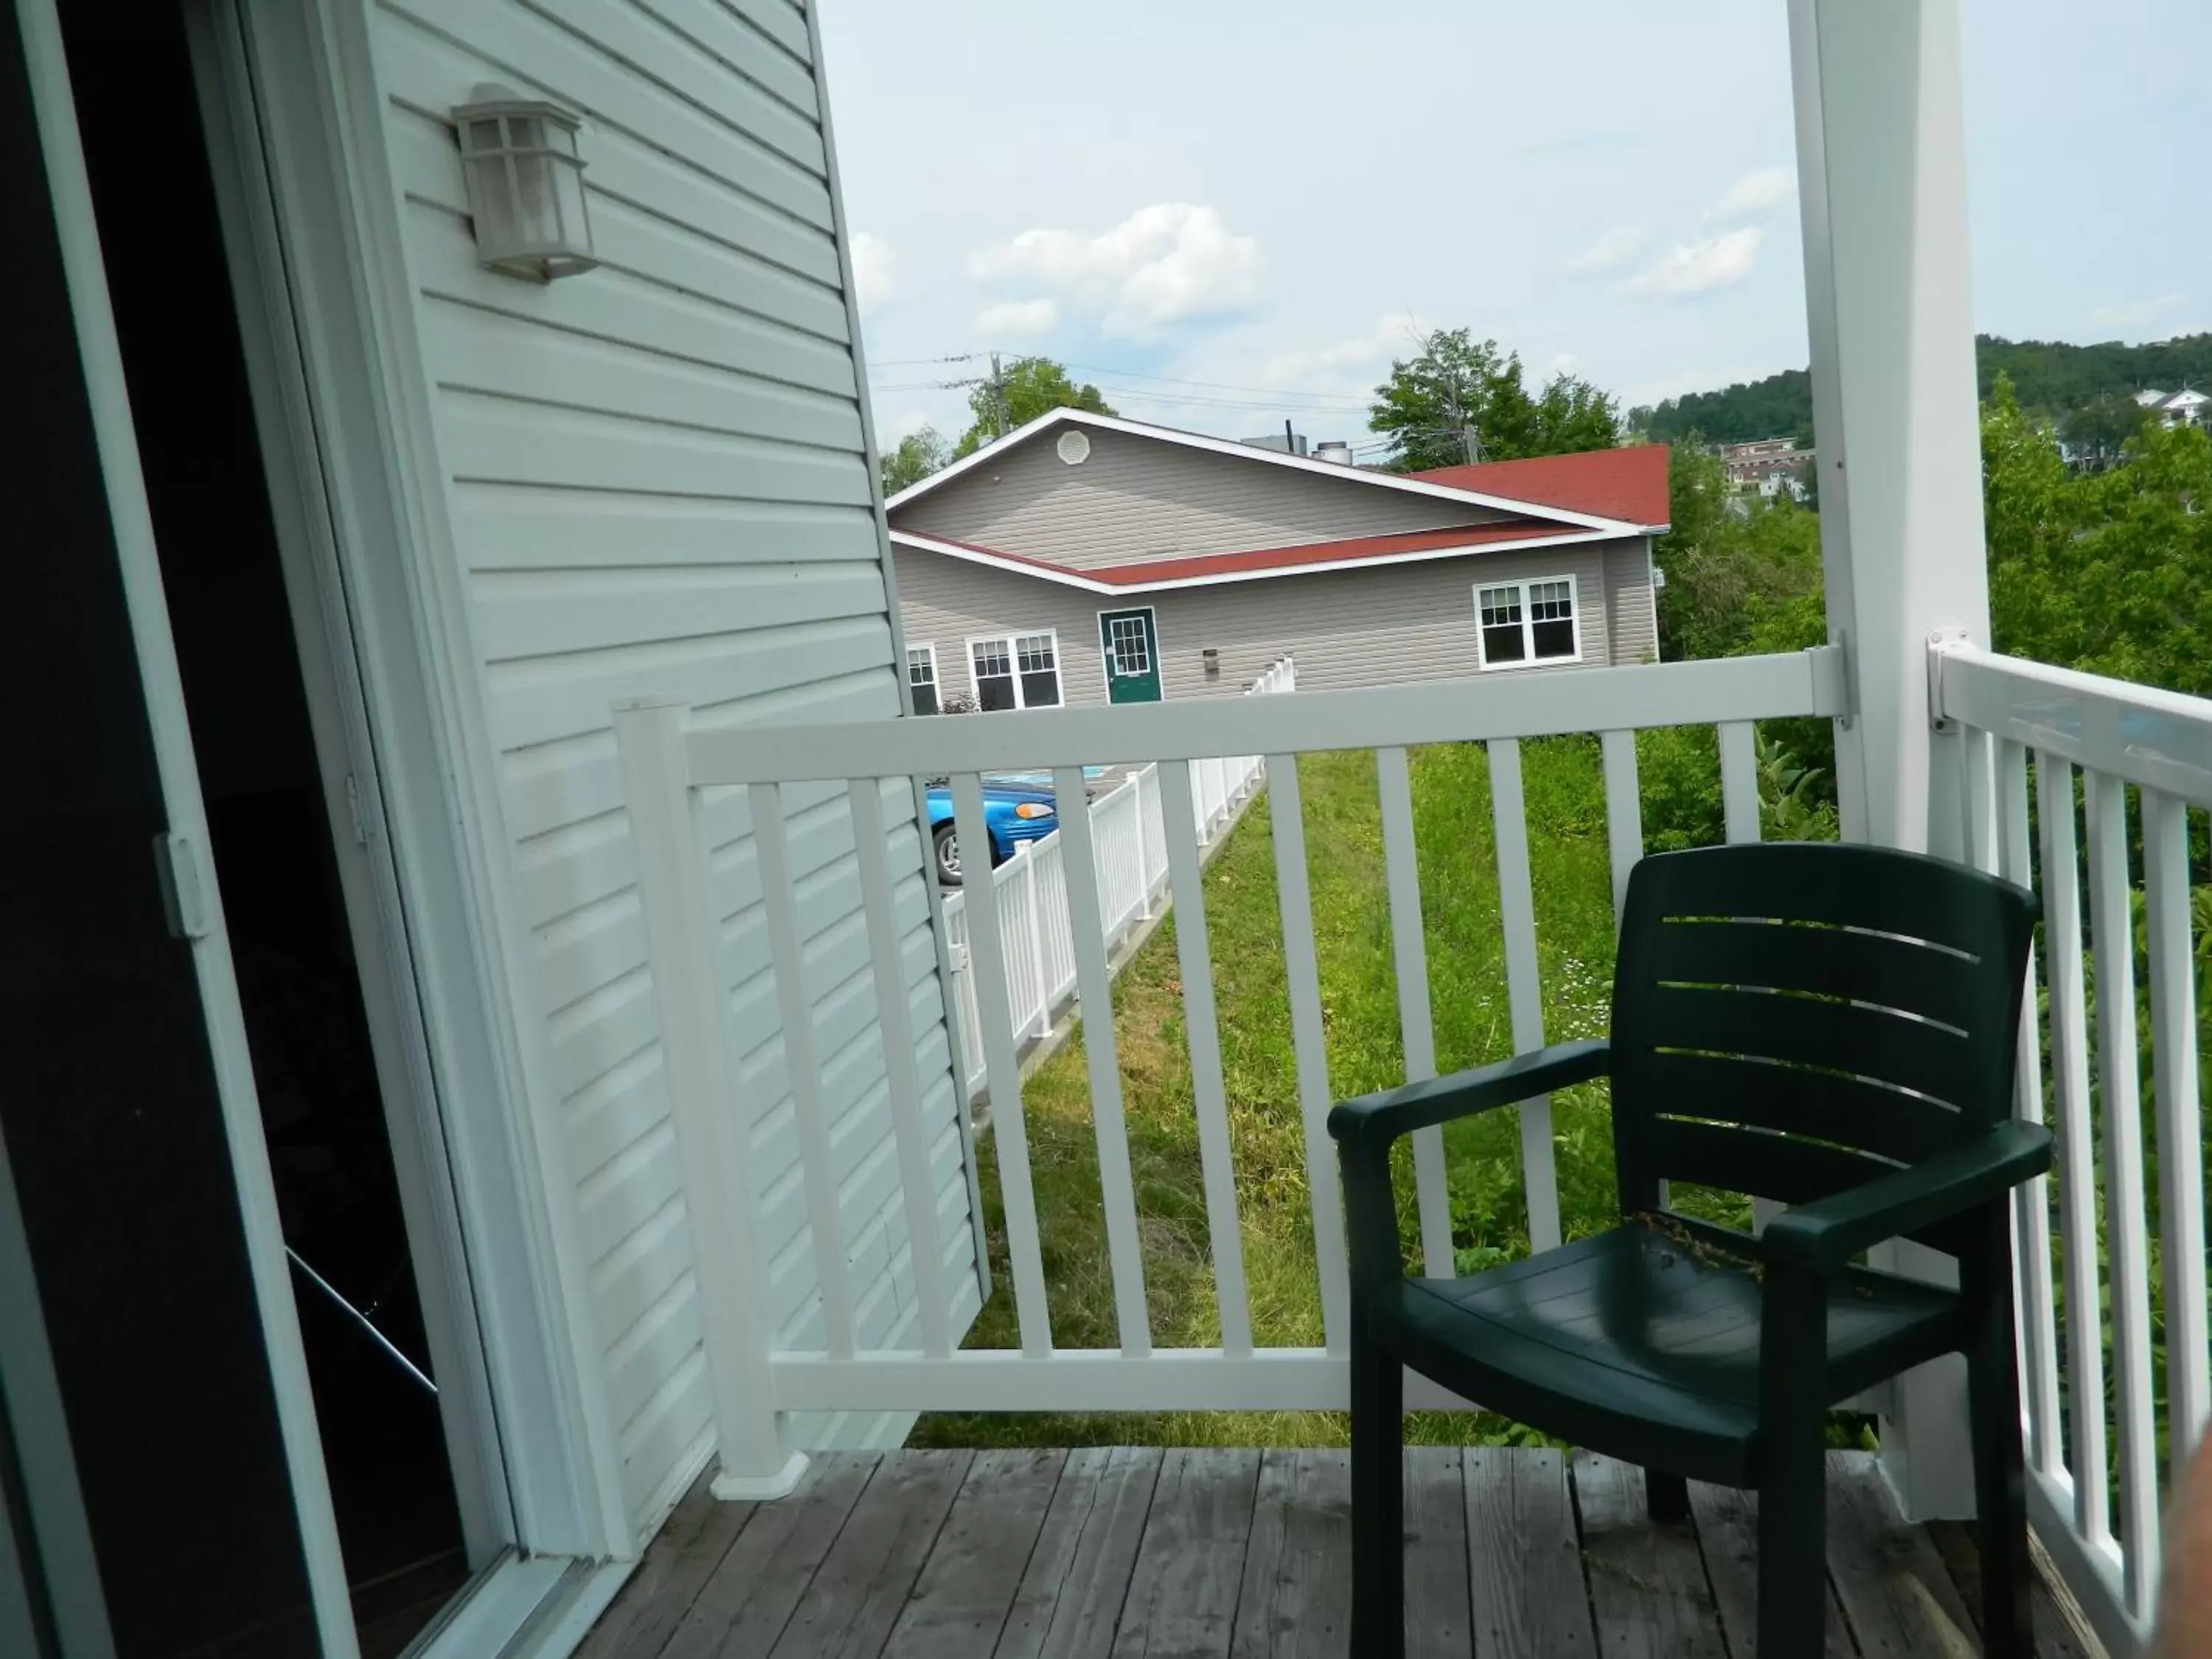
xmin=815 ymin=0 xmax=2212 ymax=453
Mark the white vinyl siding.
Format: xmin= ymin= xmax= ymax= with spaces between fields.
xmin=897 ymin=424 xmax=1512 ymax=569
xmin=366 ymin=0 xmax=976 ymax=1538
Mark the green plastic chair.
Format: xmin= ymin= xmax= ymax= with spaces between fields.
xmin=1329 ymin=843 xmax=2051 ymax=1658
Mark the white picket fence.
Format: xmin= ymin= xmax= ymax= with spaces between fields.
xmin=939 ymin=656 xmax=1295 ymax=1099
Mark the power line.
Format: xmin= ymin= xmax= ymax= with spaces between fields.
xmin=1058 ymin=361 xmax=1377 ymax=404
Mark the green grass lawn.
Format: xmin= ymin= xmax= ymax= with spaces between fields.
xmin=911 ymin=735 xmax=1759 ymax=1449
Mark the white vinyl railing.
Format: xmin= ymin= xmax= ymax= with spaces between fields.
xmin=1933 ymin=641 xmax=2212 ymax=1659
xmin=939 ymin=656 xmax=1295 ymax=1098
xmin=615 ymin=644 xmax=1847 ymax=1472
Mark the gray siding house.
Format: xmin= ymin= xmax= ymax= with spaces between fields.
xmin=888 ymin=413 xmax=1670 ymax=713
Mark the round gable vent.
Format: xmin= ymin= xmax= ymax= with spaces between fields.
xmin=1056 ymin=429 xmax=1092 ymax=465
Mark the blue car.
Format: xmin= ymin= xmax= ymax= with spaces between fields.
xmin=923 ymin=776 xmax=1057 ymax=885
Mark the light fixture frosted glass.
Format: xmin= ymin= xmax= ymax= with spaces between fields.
xmin=451 ymin=84 xmax=597 ymax=280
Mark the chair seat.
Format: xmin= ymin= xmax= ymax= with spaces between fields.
xmin=1370 ymin=1221 xmax=1961 ymax=1484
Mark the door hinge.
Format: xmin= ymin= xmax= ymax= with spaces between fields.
xmin=344 ymin=773 xmax=370 ymax=846
xmin=155 ymin=832 xmax=213 ymax=941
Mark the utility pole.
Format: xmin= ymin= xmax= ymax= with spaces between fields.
xmin=988 ymin=352 xmax=1011 ymax=439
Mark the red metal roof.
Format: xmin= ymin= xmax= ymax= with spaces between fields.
xmin=1413 ymin=444 xmax=1671 ymax=528
xmin=897 ymin=519 xmax=1581 ymax=588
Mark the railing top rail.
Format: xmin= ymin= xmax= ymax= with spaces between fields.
xmin=668 ymin=646 xmax=1846 ymax=787
xmin=1936 ymin=642 xmax=2212 ymax=804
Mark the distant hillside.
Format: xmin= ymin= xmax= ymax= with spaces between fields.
xmin=1630 ymin=333 xmax=2212 ymax=447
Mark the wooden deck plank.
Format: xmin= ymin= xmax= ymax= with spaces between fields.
xmin=1230 ymin=1450 xmax=1353 ymax=1659
xmin=996 ymin=1447 xmax=1164 ymax=1659
xmin=663 ymin=1453 xmax=877 ymax=1659
xmin=1465 ymin=1446 xmax=1595 ymax=1658
xmin=884 ymin=1450 xmax=1067 ymax=1659
xmin=1112 ymin=1447 xmax=1263 ymax=1658
xmin=1571 ymin=1454 xmax=1727 ymax=1659
xmin=768 ymin=1451 xmax=973 ymax=1659
xmin=574 ymin=1472 xmax=752 ymax=1659
xmin=1924 ymin=1520 xmax=2093 ymax=1658
xmin=1403 ymin=1449 xmax=1472 ymax=1659
xmin=1821 ymin=1452 xmax=1978 ymax=1658
xmin=1685 ymin=1480 xmax=1853 ymax=1658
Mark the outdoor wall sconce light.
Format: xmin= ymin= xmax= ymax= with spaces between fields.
xmin=452 ymin=84 xmax=597 ymax=280
xmin=1203 ymin=647 xmax=1221 ymax=680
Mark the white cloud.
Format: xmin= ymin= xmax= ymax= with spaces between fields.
xmin=886 ymin=408 xmax=936 ymax=442
xmin=1705 ymin=167 xmax=1795 ymax=220
xmin=970 ymin=203 xmax=1262 ymax=336
xmin=849 ymin=232 xmax=894 ymax=316
xmin=1251 ymin=313 xmax=1433 ymax=392
xmin=1565 ymin=225 xmax=1647 ymax=274
xmin=972 ymin=297 xmax=1061 ymax=338
xmin=2087 ymin=293 xmax=2185 ymax=330
xmin=1623 ymin=227 xmax=1767 ymax=298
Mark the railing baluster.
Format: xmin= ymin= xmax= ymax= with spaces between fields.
xmin=2144 ymin=789 xmax=2211 ymax=1484
xmin=1156 ymin=759 xmax=1253 ymax=1356
xmin=748 ymin=782 xmax=856 ymax=1360
xmin=951 ymin=772 xmax=1054 ymax=1356
xmin=2084 ymin=769 xmax=2160 ymax=1618
xmin=2000 ymin=741 xmax=2063 ymax=1479
xmin=1377 ymin=745 xmax=1454 ymax=1279
xmin=846 ymin=778 xmax=951 ymax=1360
xmin=1599 ymin=729 xmax=1641 ymax=923
xmin=1052 ymin=765 xmax=1152 ymax=1357
xmin=1718 ymin=720 xmax=1759 ymax=844
xmin=1267 ymin=754 xmax=1350 ymax=1354
xmin=1487 ymin=739 xmax=1560 ymax=1252
xmin=1959 ymin=728 xmax=1999 ymax=874
xmin=2037 ymin=752 xmax=2108 ymax=1545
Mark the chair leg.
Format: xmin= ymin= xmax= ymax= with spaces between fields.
xmin=1966 ymin=1224 xmax=2034 ymax=1657
xmin=1349 ymin=1322 xmax=1404 ymax=1659
xmin=1756 ymin=1410 xmax=1829 ymax=1658
xmin=1644 ymin=1469 xmax=1690 ymax=1523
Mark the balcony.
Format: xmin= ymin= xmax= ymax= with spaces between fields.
xmin=577 ymin=1445 xmax=2062 ymax=1658
xmin=599 ymin=631 xmax=2209 ymax=1655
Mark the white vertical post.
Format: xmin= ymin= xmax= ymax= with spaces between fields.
xmin=1599 ymin=730 xmax=1642 ymax=923
xmin=1790 ymin=0 xmax=1991 ymax=1520
xmin=1131 ymin=766 xmax=1152 ymax=915
xmin=1718 ymin=722 xmax=1761 ymax=844
xmin=1376 ymin=747 xmax=1453 ymax=1279
xmin=1488 ymin=740 xmax=1560 ymax=1253
xmin=1023 ymin=844 xmax=1050 ymax=1037
xmin=613 ymin=699 xmax=805 ymax=1500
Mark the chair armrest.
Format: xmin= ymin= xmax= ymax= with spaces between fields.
xmin=1759 ymin=1121 xmax=2053 ymax=1274
xmin=1326 ymin=1040 xmax=1610 ymax=1153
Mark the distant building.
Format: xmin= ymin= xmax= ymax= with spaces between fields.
xmin=2134 ymin=387 xmax=2209 ymax=428
xmin=1720 ymin=437 xmax=1813 ymax=501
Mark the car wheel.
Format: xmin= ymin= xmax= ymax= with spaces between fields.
xmin=933 ymin=823 xmax=961 ymax=886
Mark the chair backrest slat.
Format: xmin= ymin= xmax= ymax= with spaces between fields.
xmin=1612 ymin=844 xmax=2037 ymax=1219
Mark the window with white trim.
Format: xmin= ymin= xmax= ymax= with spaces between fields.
xmin=906 ymin=644 xmax=939 ymax=714
xmin=1475 ymin=575 xmax=1580 ymax=669
xmin=970 ymin=630 xmax=1062 ymax=710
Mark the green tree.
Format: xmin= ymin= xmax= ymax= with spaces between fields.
xmin=1651 ymin=442 xmax=1825 ymax=664
xmin=952 ymin=358 xmax=1116 ymax=457
xmin=880 ymin=424 xmax=950 ymax=496
xmin=1367 ymin=329 xmax=1617 ymax=471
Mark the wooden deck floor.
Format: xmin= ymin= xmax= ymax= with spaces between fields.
xmin=577 ymin=1447 xmax=2091 ymax=1658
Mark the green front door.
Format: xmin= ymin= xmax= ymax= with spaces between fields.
xmin=1099 ymin=608 xmax=1163 ymax=703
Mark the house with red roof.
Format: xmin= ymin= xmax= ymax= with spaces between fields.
xmin=886 ymin=409 xmax=1670 ymax=712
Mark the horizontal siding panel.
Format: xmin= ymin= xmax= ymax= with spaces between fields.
xmin=471 ymin=563 xmax=886 ymax=661
xmin=577 ymin=1121 xmax=683 ymax=1267
xmin=484 ymin=620 xmax=889 ymax=751
xmin=605 ymin=1276 xmax=706 ymax=1438
xmin=422 ymin=303 xmax=863 ymax=453
xmin=403 ymin=206 xmax=859 ymax=397
xmin=438 ymin=397 xmax=871 ymax=505
xmin=720 ymin=0 xmax=812 ymax=64
xmin=630 ymin=0 xmax=818 ymax=118
xmin=589 ymin=1201 xmax=692 ymax=1326
xmin=896 ymin=424 xmax=1503 ymax=567
xmin=618 ymin=1351 xmax=712 ymax=1515
xmin=522 ymin=0 xmax=827 ymax=175
xmin=454 ymin=487 xmax=879 ymax=572
xmin=377 ymin=2 xmax=832 ymax=229
xmin=1604 ymin=540 xmax=1658 ymax=665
